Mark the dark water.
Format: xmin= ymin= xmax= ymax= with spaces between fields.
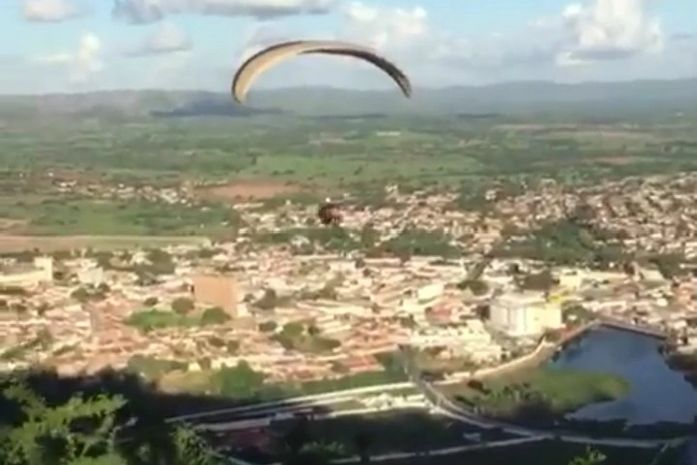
xmin=549 ymin=327 xmax=697 ymax=425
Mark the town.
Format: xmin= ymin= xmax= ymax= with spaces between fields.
xmin=2 ymin=171 xmax=697 ymax=394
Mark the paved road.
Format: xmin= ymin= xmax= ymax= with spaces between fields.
xmin=166 ymin=355 xmax=687 ymax=458
xmin=166 ymin=382 xmax=413 ymax=423
xmin=198 ymin=403 xmax=427 ymax=433
xmin=420 ymin=379 xmax=687 ymax=450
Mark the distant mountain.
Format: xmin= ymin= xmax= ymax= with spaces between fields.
xmin=250 ymin=79 xmax=697 ymax=116
xmin=0 ymin=78 xmax=695 ymax=120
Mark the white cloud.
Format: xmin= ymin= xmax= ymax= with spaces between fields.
xmin=112 ymin=0 xmax=336 ymax=23
xmin=559 ymin=0 xmax=663 ymax=63
xmin=341 ymin=2 xmax=428 ymax=52
xmin=23 ymin=0 xmax=82 ymax=22
xmin=34 ymin=33 xmax=104 ymax=83
xmin=124 ymin=22 xmax=193 ymax=56
xmin=338 ymin=0 xmax=666 ymax=79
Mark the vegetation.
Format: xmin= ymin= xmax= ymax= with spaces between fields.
xmin=495 ymin=219 xmax=630 ymax=268
xmin=71 ymin=285 xmax=108 ymax=303
xmin=259 ymin=321 xmax=278 ymax=332
xmin=171 ymin=298 xmax=194 ymax=315
xmin=0 ymin=373 xmax=661 ymax=465
xmin=0 ymin=197 xmax=240 ymax=238
xmin=125 ymin=307 xmax=231 ymax=333
xmin=259 ymin=227 xmax=360 ymax=254
xmin=451 ymin=367 xmax=630 ymax=424
xmin=273 ymin=322 xmax=341 ymax=354
xmin=199 ymin=307 xmax=230 ymax=326
xmin=125 ymin=310 xmax=196 ymax=333
xmin=374 ymin=228 xmax=460 ymax=260
xmin=213 ymin=361 xmax=265 ymax=398
xmin=0 ymin=381 xmax=221 ymax=465
xmin=457 ymin=279 xmax=489 ymax=295
xmin=254 ymin=288 xmax=286 ymax=311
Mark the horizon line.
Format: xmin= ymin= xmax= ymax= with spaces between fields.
xmin=1 ymin=76 xmax=695 ymax=98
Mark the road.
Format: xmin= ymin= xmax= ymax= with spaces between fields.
xmin=166 ymin=352 xmax=688 ymax=458
xmin=168 ymin=375 xmax=687 ymax=450
xmin=0 ymin=234 xmax=209 ymax=252
xmin=197 ymin=403 xmax=427 ymax=433
xmin=166 ymin=382 xmax=414 ymax=423
xmin=419 ymin=378 xmax=687 ymax=450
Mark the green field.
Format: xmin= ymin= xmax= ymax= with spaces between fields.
xmin=3 ymin=112 xmax=697 ymax=188
xmin=444 ymin=367 xmax=630 ymax=420
xmin=1 ymin=90 xmax=697 ymax=240
xmin=0 ymin=196 xmax=239 ymax=237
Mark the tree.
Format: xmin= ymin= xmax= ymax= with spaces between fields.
xmin=650 ymin=254 xmax=685 ymax=280
xmin=568 ymin=448 xmax=606 ymax=465
xmin=98 ymin=283 xmax=111 ymax=293
xmin=0 ymin=382 xmax=127 ymax=465
xmin=255 ymin=289 xmax=279 ymax=311
xmin=171 ymin=298 xmax=194 ymax=315
xmin=259 ymin=321 xmax=277 ymax=333
xmin=170 ymin=426 xmax=220 ymax=465
xmin=457 ymin=279 xmax=489 ymax=296
xmin=226 ymin=341 xmax=240 ymax=355
xmin=214 ymin=361 xmax=264 ymax=397
xmin=71 ymin=287 xmax=91 ymax=303
xmin=519 ymin=269 xmax=557 ymax=292
xmin=200 ymin=307 xmax=230 ymax=326
xmin=143 ymin=297 xmax=158 ymax=307
xmin=360 ymin=224 xmax=379 ymax=249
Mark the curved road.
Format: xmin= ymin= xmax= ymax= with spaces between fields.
xmin=419 ymin=378 xmax=688 ymax=449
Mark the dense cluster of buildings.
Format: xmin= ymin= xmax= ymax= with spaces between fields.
xmin=2 ymin=175 xmax=697 ymax=388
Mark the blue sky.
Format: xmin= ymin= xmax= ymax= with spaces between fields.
xmin=1 ymin=0 xmax=695 ymax=94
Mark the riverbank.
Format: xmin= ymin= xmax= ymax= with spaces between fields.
xmin=667 ymin=351 xmax=697 ymax=386
xmin=443 ymin=367 xmax=630 ymax=423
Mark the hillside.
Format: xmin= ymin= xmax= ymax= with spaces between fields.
xmin=0 ymin=78 xmax=695 ymax=121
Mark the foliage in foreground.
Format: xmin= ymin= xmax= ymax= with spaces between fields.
xmin=0 ymin=381 xmax=219 ymax=465
xmin=0 ymin=379 xmax=631 ymax=465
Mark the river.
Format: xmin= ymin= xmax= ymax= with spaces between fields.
xmin=550 ymin=326 xmax=697 ymax=425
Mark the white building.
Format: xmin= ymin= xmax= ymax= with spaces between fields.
xmin=0 ymin=256 xmax=53 ymax=288
xmin=416 ymin=282 xmax=445 ymax=302
xmin=77 ymin=265 xmax=104 ymax=287
xmin=489 ymin=292 xmax=563 ymax=337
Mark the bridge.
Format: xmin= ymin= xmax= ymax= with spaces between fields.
xmin=599 ymin=317 xmax=667 ymax=339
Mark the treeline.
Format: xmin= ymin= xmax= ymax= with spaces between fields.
xmin=259 ymin=226 xmax=461 ymax=260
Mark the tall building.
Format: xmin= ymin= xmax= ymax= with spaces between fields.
xmin=192 ymin=274 xmax=238 ymax=315
xmin=489 ymin=292 xmax=563 ymax=337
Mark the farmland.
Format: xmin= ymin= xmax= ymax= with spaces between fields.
xmin=0 ymin=88 xmax=696 ymax=239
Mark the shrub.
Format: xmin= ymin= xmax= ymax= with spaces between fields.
xmin=172 ymin=297 xmax=194 ymax=315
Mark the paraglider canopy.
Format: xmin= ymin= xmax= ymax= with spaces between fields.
xmin=232 ymin=40 xmax=412 ymax=104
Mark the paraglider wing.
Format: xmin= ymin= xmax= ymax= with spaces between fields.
xmin=232 ymin=40 xmax=412 ymax=104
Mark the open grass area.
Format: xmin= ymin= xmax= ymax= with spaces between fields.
xmin=445 ymin=367 xmax=630 ymax=420
xmin=3 ymin=112 xmax=697 ymax=195
xmin=0 ymin=196 xmax=239 ymax=238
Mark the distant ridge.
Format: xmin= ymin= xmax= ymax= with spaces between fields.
xmin=0 ymin=78 xmax=695 ymax=119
